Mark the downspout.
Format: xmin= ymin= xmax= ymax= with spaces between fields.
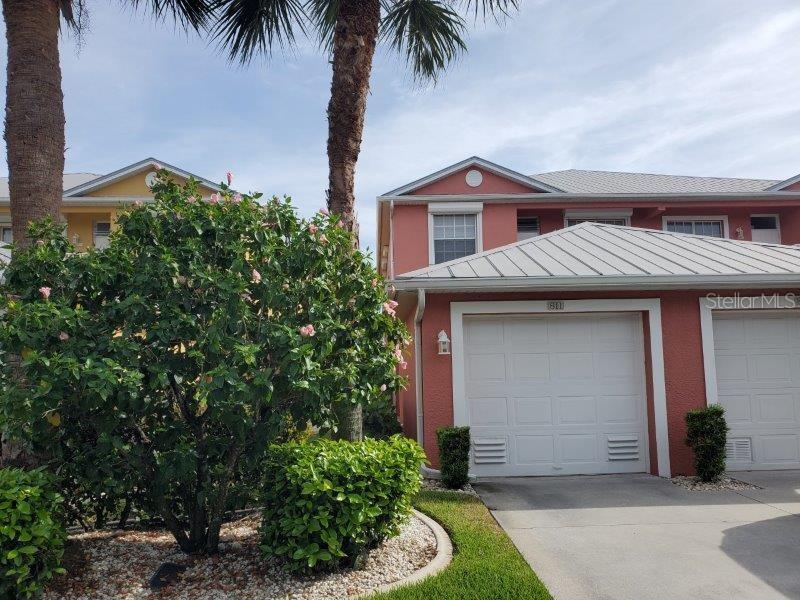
xmin=414 ymin=287 xmax=441 ymax=479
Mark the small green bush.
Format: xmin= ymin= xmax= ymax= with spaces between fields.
xmin=685 ymin=404 xmax=729 ymax=482
xmin=363 ymin=396 xmax=403 ymax=439
xmin=0 ymin=468 xmax=66 ymax=599
xmin=437 ymin=426 xmax=470 ymax=489
xmin=259 ymin=436 xmax=425 ymax=571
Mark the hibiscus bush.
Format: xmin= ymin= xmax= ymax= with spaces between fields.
xmin=0 ymin=171 xmax=409 ymax=553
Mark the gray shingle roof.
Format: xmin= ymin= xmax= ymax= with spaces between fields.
xmin=531 ymin=169 xmax=779 ymax=194
xmin=394 ymin=222 xmax=800 ymax=288
xmin=0 ymin=173 xmax=99 ymax=198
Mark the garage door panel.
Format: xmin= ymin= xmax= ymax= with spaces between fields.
xmin=469 ymin=397 xmax=508 ymax=426
xmin=713 ymin=312 xmax=800 ymax=470
xmin=760 ymin=435 xmax=799 ymax=463
xmin=467 ymin=353 xmax=506 ymax=381
xmin=599 ymin=395 xmax=641 ymax=424
xmin=510 ymin=353 xmax=550 ymax=380
xmin=465 ymin=319 xmax=504 ymax=344
xmin=464 ymin=313 xmax=648 ymax=476
xmin=515 ymin=435 xmax=555 ymax=464
xmin=513 ymin=397 xmax=553 ymax=425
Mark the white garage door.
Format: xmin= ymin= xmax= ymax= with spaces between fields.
xmin=713 ymin=312 xmax=800 ymax=470
xmin=463 ymin=312 xmax=648 ymax=476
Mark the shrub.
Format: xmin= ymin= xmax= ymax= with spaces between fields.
xmin=0 ymin=171 xmax=409 ymax=553
xmin=437 ymin=426 xmax=470 ymax=489
xmin=259 ymin=435 xmax=425 ymax=571
xmin=363 ymin=395 xmax=403 ymax=439
xmin=0 ymin=468 xmax=66 ymax=599
xmin=685 ymin=405 xmax=728 ymax=482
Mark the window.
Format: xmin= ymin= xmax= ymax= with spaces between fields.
xmin=0 ymin=226 xmax=12 ymax=244
xmin=93 ymin=221 xmax=111 ymax=249
xmin=750 ymin=214 xmax=780 ymax=243
xmin=751 ymin=215 xmax=778 ymax=230
xmin=664 ymin=218 xmax=726 ymax=238
xmin=566 ymin=218 xmax=628 ymax=227
xmin=517 ymin=215 xmax=540 ymax=241
xmin=432 ymin=213 xmax=477 ymax=264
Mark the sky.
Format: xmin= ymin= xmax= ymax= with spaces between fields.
xmin=1 ymin=0 xmax=800 ymax=255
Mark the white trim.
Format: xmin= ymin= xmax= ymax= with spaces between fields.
xmin=427 ymin=206 xmax=484 ymax=266
xmin=699 ymin=294 xmax=800 ymax=406
xmin=393 ymin=273 xmax=800 ymax=292
xmin=450 ymin=299 xmax=671 ymax=477
xmin=381 ymin=156 xmax=561 ymax=196
xmin=427 ymin=202 xmax=483 ymax=214
xmin=63 ymin=157 xmax=223 ymax=197
xmin=750 ymin=213 xmax=781 ymax=243
xmin=767 ymin=172 xmax=800 ymax=191
xmin=377 ymin=191 xmax=800 ymax=203
xmin=662 ymin=215 xmax=730 ymax=238
xmin=564 ymin=208 xmax=633 ymax=219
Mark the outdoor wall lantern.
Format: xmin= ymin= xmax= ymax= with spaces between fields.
xmin=437 ymin=330 xmax=451 ymax=355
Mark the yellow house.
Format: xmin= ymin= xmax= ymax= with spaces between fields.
xmin=0 ymin=158 xmax=223 ymax=250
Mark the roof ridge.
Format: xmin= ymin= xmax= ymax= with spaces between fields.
xmin=532 ymin=168 xmax=779 ymax=183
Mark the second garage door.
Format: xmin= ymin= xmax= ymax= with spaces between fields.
xmin=713 ymin=312 xmax=800 ymax=470
xmin=463 ymin=312 xmax=648 ymax=476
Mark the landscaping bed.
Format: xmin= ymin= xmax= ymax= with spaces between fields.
xmin=671 ymin=475 xmax=761 ymax=492
xmin=376 ymin=491 xmax=552 ymax=600
xmin=46 ymin=513 xmax=436 ymax=599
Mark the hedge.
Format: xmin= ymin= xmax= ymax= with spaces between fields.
xmin=685 ymin=404 xmax=728 ymax=482
xmin=0 ymin=468 xmax=66 ymax=598
xmin=259 ymin=436 xmax=425 ymax=571
xmin=437 ymin=427 xmax=470 ymax=489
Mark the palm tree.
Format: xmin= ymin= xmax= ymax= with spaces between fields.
xmin=1 ymin=0 xmax=211 ymax=248
xmin=213 ymin=0 xmax=519 ymax=440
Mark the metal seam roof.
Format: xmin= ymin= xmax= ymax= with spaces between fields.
xmin=395 ymin=222 xmax=800 ymax=285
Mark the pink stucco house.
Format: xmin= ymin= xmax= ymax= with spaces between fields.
xmin=378 ymin=156 xmax=800 ymax=477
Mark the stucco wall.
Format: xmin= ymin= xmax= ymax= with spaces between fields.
xmin=405 ymin=288 xmax=792 ymax=476
xmin=391 ymin=201 xmax=800 ymax=276
xmin=410 ymin=167 xmax=541 ymax=195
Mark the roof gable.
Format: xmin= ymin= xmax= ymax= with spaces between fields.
xmin=395 ymin=222 xmax=800 ymax=287
xmin=767 ymin=173 xmax=800 ymax=191
xmin=382 ymin=157 xmax=562 ymax=197
xmin=63 ymin=158 xmax=223 ymax=197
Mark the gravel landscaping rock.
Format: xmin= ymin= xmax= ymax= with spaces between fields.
xmin=671 ymin=475 xmax=761 ymax=491
xmin=420 ymin=478 xmax=478 ymax=496
xmin=45 ymin=513 xmax=436 ymax=599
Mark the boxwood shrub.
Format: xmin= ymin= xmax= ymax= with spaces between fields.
xmin=0 ymin=468 xmax=67 ymax=599
xmin=259 ymin=435 xmax=425 ymax=571
xmin=437 ymin=426 xmax=470 ymax=489
xmin=685 ymin=404 xmax=729 ymax=482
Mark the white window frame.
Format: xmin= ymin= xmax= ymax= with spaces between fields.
xmin=427 ymin=202 xmax=483 ymax=266
xmin=750 ymin=213 xmax=781 ymax=239
xmin=564 ymin=208 xmax=632 ymax=228
xmin=450 ymin=298 xmax=671 ymax=477
xmin=662 ymin=215 xmax=729 ymax=238
xmin=93 ymin=220 xmax=112 ymax=249
xmin=516 ymin=215 xmax=540 ymax=241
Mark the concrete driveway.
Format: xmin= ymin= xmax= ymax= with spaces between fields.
xmin=474 ymin=471 xmax=800 ymax=600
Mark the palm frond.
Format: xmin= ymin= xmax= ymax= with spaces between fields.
xmin=305 ymin=0 xmax=338 ymax=51
xmin=127 ymin=0 xmax=215 ymax=31
xmin=459 ymin=0 xmax=519 ymax=22
xmin=382 ymin=0 xmax=467 ymax=83
xmin=211 ymin=0 xmax=307 ymax=64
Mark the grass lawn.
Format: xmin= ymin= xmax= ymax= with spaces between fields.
xmin=376 ymin=491 xmax=552 ymax=600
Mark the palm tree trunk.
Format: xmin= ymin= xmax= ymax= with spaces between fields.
xmin=3 ymin=0 xmax=65 ymax=249
xmin=326 ymin=0 xmax=380 ymax=442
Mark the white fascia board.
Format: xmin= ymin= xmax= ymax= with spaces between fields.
xmin=63 ymin=157 xmax=223 ymax=197
xmin=428 ymin=201 xmax=483 ymax=214
xmin=377 ymin=191 xmax=800 ymax=203
xmin=392 ymin=273 xmax=800 ymax=292
xmin=767 ymin=173 xmax=800 ymax=191
xmin=381 ymin=156 xmax=563 ymax=197
xmin=565 ymin=208 xmax=633 ymax=218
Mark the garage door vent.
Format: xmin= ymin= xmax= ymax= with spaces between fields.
xmin=607 ymin=434 xmax=639 ymax=461
xmin=726 ymin=438 xmax=753 ymax=463
xmin=472 ymin=438 xmax=507 ymax=464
